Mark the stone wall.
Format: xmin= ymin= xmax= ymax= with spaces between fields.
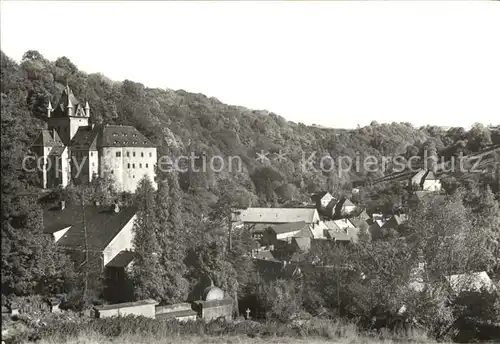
xmin=5 ymin=295 xmax=51 ymax=314
xmin=192 ymin=298 xmax=233 ymax=321
xmin=155 ymin=303 xmax=197 ymax=322
xmin=94 ymin=299 xmax=158 ymax=319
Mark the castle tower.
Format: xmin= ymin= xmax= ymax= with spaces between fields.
xmin=31 ymin=129 xmax=65 ymax=189
xmin=47 ymin=86 xmax=90 ymax=146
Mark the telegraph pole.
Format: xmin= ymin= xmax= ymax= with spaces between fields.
xmin=228 ymin=208 xmax=233 ymax=252
xmin=81 ymin=189 xmax=89 ymax=304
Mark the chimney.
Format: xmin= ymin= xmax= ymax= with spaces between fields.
xmin=60 ymin=200 xmax=66 ymax=210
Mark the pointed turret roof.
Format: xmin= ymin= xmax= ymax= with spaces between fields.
xmin=51 ymin=86 xmax=86 ymax=118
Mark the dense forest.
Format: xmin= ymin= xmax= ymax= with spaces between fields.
xmin=1 ymin=50 xmax=500 ymax=342
xmin=2 ymin=50 xmax=499 ymax=210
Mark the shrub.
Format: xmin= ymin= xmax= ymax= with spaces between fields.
xmin=256 ymin=279 xmax=303 ymax=322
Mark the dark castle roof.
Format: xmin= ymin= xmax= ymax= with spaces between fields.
xmin=32 ymin=129 xmax=64 ymax=147
xmin=71 ymin=124 xmax=156 ymax=149
xmin=48 ymin=146 xmax=66 ymax=156
xmin=71 ymin=126 xmax=99 ymax=150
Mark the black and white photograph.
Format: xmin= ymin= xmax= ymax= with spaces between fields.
xmin=1 ymin=1 xmax=499 ymax=343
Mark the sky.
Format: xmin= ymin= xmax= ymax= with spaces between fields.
xmin=1 ymin=1 xmax=499 ymax=129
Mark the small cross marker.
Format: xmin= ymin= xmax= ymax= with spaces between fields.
xmin=246 ymin=308 xmax=251 ymax=319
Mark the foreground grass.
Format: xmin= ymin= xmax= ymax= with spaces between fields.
xmin=32 ymin=332 xmax=437 ymax=344
xmin=3 ymin=313 xmax=438 ymax=344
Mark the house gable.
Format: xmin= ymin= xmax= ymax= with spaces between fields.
xmin=102 ymin=214 xmax=137 ymax=267
xmin=53 ymin=226 xmax=71 ymax=243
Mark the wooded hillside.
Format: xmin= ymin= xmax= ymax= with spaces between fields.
xmin=3 ymin=50 xmax=499 ymax=212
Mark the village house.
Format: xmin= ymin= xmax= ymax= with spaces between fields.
xmin=368 ymin=219 xmax=386 ymax=238
xmin=259 ymin=221 xmax=313 ymax=247
xmin=325 ymin=218 xmax=356 ymax=231
xmin=323 ymin=197 xmax=357 ymax=219
xmin=324 ymin=219 xmax=359 ymax=242
xmin=31 ymin=86 xmax=158 ymax=193
xmin=409 ymin=265 xmax=496 ymax=296
xmin=410 ymin=169 xmax=442 ymax=192
xmin=381 ymin=214 xmax=407 ymax=230
xmin=253 ymin=250 xmax=280 ymax=262
xmin=445 ymin=271 xmax=497 ymax=295
xmin=233 ymin=207 xmax=321 ymax=240
xmin=349 ymin=208 xmax=370 ymax=231
xmin=233 ymin=207 xmax=321 ymax=226
xmin=408 ymin=191 xmax=447 ymax=208
xmin=369 ymin=214 xmax=407 ymax=239
xmin=310 ymin=192 xmax=336 ymax=210
xmin=43 ymin=201 xmax=138 ymax=302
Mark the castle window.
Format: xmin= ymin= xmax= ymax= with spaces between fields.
xmin=127 ymin=163 xmax=130 ymax=169
xmin=126 ymin=152 xmax=130 ymax=157
xmin=132 ymin=164 xmax=135 ymax=168
xmin=90 ymin=152 xmax=93 ymax=157
xmin=139 ymin=163 xmax=142 ymax=168
xmin=141 ymin=152 xmax=144 ymax=157
xmin=146 ymin=163 xmax=149 ymax=168
xmin=116 ymin=152 xmax=121 ymax=157
xmin=133 ymin=152 xmax=136 ymax=157
xmin=149 ymin=152 xmax=152 ymax=157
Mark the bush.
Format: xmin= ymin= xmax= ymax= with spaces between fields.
xmin=256 ymin=279 xmax=303 ymax=322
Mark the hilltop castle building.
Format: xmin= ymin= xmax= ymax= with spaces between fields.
xmin=32 ymin=86 xmax=157 ymax=193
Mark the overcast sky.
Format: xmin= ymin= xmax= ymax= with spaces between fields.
xmin=1 ymin=1 xmax=499 ymax=129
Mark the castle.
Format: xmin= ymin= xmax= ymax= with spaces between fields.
xmin=31 ymin=86 xmax=158 ymax=193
